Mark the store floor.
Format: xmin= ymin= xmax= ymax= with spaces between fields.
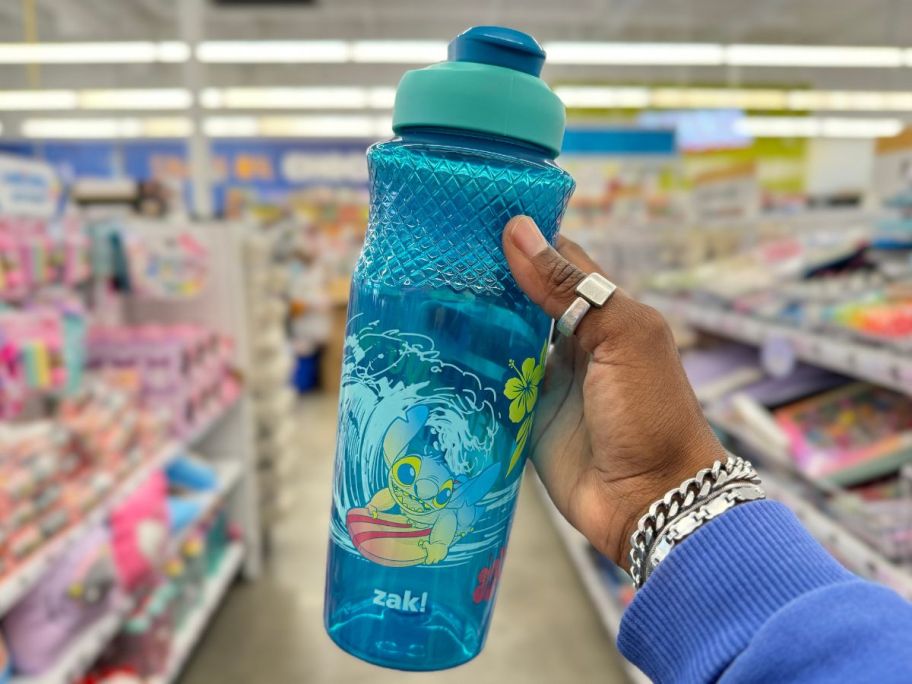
xmin=181 ymin=393 xmax=630 ymax=684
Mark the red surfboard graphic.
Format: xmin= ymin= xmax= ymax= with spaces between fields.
xmin=346 ymin=507 xmax=430 ymax=567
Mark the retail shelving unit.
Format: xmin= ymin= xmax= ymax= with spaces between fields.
xmin=707 ymin=410 xmax=912 ymax=600
xmin=151 ymin=543 xmax=245 ymax=684
xmin=166 ymin=458 xmax=243 ymax=555
xmin=533 ymin=476 xmax=650 ymax=684
xmin=644 ymin=292 xmax=912 ymax=601
xmin=4 ymin=398 xmax=246 ymax=684
xmin=126 ymin=221 xmax=264 ymax=579
xmin=1 ymin=220 xmax=264 ymax=683
xmin=0 ymin=392 xmax=244 ymax=618
xmin=9 ymin=597 xmax=137 ymax=684
xmin=0 ymin=442 xmax=175 ymax=616
xmin=643 ymin=293 xmax=912 ymax=396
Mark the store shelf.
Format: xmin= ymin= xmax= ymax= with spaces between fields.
xmin=0 ymin=442 xmax=178 ymax=616
xmin=644 ymin=293 xmax=912 ymax=396
xmin=762 ymin=472 xmax=912 ymax=600
xmin=152 ymin=543 xmax=245 ymax=684
xmin=168 ymin=459 xmax=243 ymax=554
xmin=0 ymin=393 xmax=243 ymax=618
xmin=10 ymin=596 xmax=135 ymax=684
xmin=533 ymin=476 xmax=650 ymax=684
xmin=705 ymin=407 xmax=792 ymax=468
xmin=707 ymin=409 xmax=912 ymax=600
xmin=6 ymin=461 xmax=243 ymax=684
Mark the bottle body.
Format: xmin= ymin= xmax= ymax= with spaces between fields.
xmin=324 ymin=130 xmax=574 ymax=670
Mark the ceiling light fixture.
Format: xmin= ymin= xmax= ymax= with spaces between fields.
xmin=202 ymin=87 xmax=368 ymax=109
xmin=558 ymin=86 xmax=912 ymax=112
xmin=553 ymin=87 xmax=651 ymax=108
xmin=350 ymin=41 xmax=447 ymax=63
xmin=199 ymin=86 xmax=397 ymax=110
xmin=545 ymin=42 xmax=725 ymax=65
xmin=727 ymin=44 xmax=904 ymax=68
xmin=0 ymin=90 xmax=77 ymax=110
xmin=196 ymin=41 xmax=349 ymax=63
xmin=78 ymin=89 xmax=192 ymax=110
xmin=735 ymin=116 xmax=903 ymax=138
xmin=650 ymin=87 xmax=788 ymax=109
xmin=21 ymin=117 xmax=191 ymax=139
xmin=367 ymin=87 xmax=397 ymax=108
xmin=203 ymin=116 xmax=260 ymax=137
xmin=205 ymin=115 xmax=391 ymax=138
xmin=0 ymin=42 xmax=188 ymax=64
xmin=0 ymin=40 xmax=908 ymax=68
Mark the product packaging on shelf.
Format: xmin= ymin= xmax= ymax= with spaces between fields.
xmin=91 ymin=501 xmax=235 ymax=682
xmin=2 ymin=525 xmax=123 ymax=676
xmin=0 ymin=214 xmax=90 ymax=301
xmin=0 ymin=372 xmax=170 ymax=582
xmin=87 ymin=324 xmax=237 ymax=439
xmin=0 ymin=299 xmax=88 ymax=417
xmin=774 ymin=382 xmax=912 ymax=485
xmin=88 ymin=219 xmax=210 ymax=299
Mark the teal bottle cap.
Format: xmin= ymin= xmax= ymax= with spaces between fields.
xmin=392 ymin=26 xmax=566 ymax=156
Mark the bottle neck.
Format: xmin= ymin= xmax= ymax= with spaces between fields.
xmin=396 ymin=126 xmax=557 ymax=163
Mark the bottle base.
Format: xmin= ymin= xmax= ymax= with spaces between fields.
xmin=325 ymin=610 xmax=482 ymax=671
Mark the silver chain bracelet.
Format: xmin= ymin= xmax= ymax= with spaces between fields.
xmin=628 ymin=454 xmax=764 ymax=588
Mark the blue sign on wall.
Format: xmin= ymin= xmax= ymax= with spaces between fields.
xmin=0 ymin=126 xmax=676 ymax=213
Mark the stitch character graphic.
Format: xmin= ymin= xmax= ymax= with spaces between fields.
xmin=345 ymin=406 xmax=500 ymax=567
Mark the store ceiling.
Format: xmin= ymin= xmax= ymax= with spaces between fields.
xmin=2 ymin=0 xmax=912 ymax=138
xmin=0 ymin=1 xmax=910 ymax=87
xmin=0 ymin=0 xmax=909 ymax=44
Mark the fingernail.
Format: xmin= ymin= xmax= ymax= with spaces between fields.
xmin=508 ymin=216 xmax=548 ymax=258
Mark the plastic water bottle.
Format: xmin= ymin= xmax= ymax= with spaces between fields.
xmin=324 ymin=26 xmax=575 ymax=670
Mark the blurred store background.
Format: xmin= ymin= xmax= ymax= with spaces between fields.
xmin=1 ymin=1 xmax=912 ymax=682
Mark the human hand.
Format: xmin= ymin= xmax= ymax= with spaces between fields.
xmin=502 ymin=215 xmax=727 ymax=566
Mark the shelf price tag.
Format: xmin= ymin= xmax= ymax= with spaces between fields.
xmin=791 ymin=332 xmax=815 ymax=357
xmin=762 ymin=334 xmax=797 ymax=378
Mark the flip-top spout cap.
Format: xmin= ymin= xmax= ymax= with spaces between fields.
xmin=392 ymin=26 xmax=566 ymax=156
xmin=448 ymin=26 xmax=546 ymax=77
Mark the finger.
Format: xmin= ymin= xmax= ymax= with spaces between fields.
xmin=502 ymin=215 xmax=639 ymax=354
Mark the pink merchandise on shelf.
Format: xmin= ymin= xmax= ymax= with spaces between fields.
xmin=35 ymin=312 xmax=66 ymax=388
xmin=0 ymin=231 xmax=26 ymax=299
xmin=0 ymin=374 xmax=169 ymax=582
xmin=0 ymin=342 xmax=26 ymax=419
xmin=109 ymin=471 xmax=169 ymax=594
xmin=0 ymin=213 xmax=89 ymax=300
xmin=141 ymin=326 xmax=187 ymax=398
xmin=0 ymin=304 xmax=83 ymax=417
xmin=2 ymin=525 xmax=123 ymax=676
xmin=87 ymin=323 xmax=236 ymax=439
xmin=775 ymin=383 xmax=912 ymax=483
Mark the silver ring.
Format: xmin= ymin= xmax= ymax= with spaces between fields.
xmin=555 ymin=272 xmax=617 ymax=337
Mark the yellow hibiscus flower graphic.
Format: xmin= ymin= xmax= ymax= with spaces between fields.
xmin=504 ymin=356 xmax=545 ymax=424
xmin=503 ymin=342 xmax=548 ymax=474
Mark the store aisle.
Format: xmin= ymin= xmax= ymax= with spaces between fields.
xmin=181 ymin=394 xmax=630 ymax=683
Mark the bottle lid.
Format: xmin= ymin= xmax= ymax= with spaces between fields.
xmin=392 ymin=26 xmax=565 ymax=156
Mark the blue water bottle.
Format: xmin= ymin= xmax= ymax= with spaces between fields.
xmin=324 ymin=26 xmax=575 ymax=670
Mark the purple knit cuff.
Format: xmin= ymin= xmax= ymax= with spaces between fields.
xmin=618 ymin=500 xmax=856 ymax=683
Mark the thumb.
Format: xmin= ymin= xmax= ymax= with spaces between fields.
xmin=502 ymin=215 xmax=636 ymax=354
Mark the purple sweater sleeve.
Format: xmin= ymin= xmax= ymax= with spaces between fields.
xmin=617 ymin=501 xmax=912 ymax=683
